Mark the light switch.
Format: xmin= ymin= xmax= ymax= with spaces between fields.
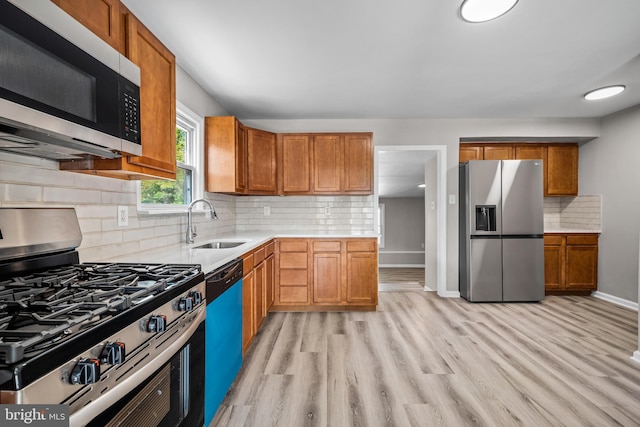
xmin=448 ymin=195 xmax=456 ymax=205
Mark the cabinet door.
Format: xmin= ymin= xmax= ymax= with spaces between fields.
xmin=247 ymin=128 xmax=277 ymax=194
xmin=205 ymin=116 xmax=246 ymax=193
xmin=51 ymin=0 xmax=122 ymax=52
xmin=459 ymin=145 xmax=483 ymax=162
xmin=242 ymin=269 xmax=254 ymax=355
xmin=313 ymin=253 xmax=342 ymax=304
xmin=566 ymin=236 xmax=598 ymax=291
xmin=280 ymin=134 xmax=311 ymax=194
xmin=543 ymin=235 xmax=565 ymax=291
xmin=122 ymin=11 xmax=177 ymax=174
xmin=313 ymin=135 xmax=342 ymax=193
xmin=343 ymin=134 xmax=373 ymax=194
xmin=265 ymin=254 xmax=275 ymax=311
xmin=346 ymin=252 xmax=378 ymax=305
xmin=515 ymin=145 xmax=545 ymax=160
xmin=254 ymin=262 xmax=266 ymax=330
xmin=483 ymin=145 xmax=514 ymax=160
xmin=546 ymin=144 xmax=578 ymax=196
xmin=235 ymin=122 xmax=248 ymax=193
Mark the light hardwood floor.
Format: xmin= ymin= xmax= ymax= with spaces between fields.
xmin=379 ymin=268 xmax=425 ymax=292
xmin=211 ymin=293 xmax=640 ymax=426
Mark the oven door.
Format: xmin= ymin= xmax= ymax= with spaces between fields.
xmin=84 ymin=321 xmax=204 ymax=427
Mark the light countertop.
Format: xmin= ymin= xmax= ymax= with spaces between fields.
xmin=544 ymin=228 xmax=601 ymax=234
xmin=102 ymin=231 xmax=377 ymax=274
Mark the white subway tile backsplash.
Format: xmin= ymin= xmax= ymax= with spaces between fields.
xmin=543 ymin=195 xmax=602 ymax=230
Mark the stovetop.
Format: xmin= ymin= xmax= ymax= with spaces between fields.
xmin=0 ymin=263 xmax=202 ymax=366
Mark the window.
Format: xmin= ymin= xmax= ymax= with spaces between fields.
xmin=377 ymin=203 xmax=385 ymax=248
xmin=138 ymin=103 xmax=202 ymax=210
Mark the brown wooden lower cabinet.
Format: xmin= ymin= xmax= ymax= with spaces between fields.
xmin=273 ymin=237 xmax=378 ymax=311
xmin=544 ymin=233 xmax=598 ymax=294
xmin=241 ymin=240 xmax=275 ymax=355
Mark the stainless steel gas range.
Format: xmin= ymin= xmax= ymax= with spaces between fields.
xmin=0 ymin=208 xmax=205 ymax=427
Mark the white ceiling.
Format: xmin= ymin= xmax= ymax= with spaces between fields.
xmin=121 ymin=0 xmax=640 ymax=195
xmin=378 ymin=150 xmax=436 ymax=198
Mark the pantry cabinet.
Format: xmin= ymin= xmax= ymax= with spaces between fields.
xmin=459 ymin=143 xmax=578 ymax=196
xmin=544 ymin=233 xmax=598 ymax=293
xmin=273 ymin=237 xmax=378 ymax=311
xmin=58 ymin=3 xmax=177 ymax=180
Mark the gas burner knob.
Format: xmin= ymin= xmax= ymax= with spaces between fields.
xmin=189 ymin=290 xmax=203 ymax=305
xmin=178 ymin=296 xmax=194 ymax=311
xmin=100 ymin=342 xmax=126 ymax=365
xmin=70 ymin=358 xmax=100 ymax=385
xmin=147 ymin=315 xmax=167 ymax=333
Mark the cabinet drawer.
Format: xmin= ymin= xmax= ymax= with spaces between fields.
xmin=567 ymin=235 xmax=598 ymax=245
xmin=265 ymin=241 xmax=275 ymax=256
xmin=544 ymin=235 xmax=564 ymax=245
xmin=279 ymin=269 xmax=308 ymax=286
xmin=279 ymin=286 xmax=308 ymax=303
xmin=243 ymin=253 xmax=254 ymax=274
xmin=346 ymin=239 xmax=376 ymax=252
xmin=254 ymin=246 xmax=265 ymax=264
xmin=279 ymin=252 xmax=308 ymax=269
xmin=313 ymin=241 xmax=341 ymax=252
xmin=279 ymin=240 xmax=308 ymax=252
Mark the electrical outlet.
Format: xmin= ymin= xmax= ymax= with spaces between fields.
xmin=324 ymin=206 xmax=331 ymax=215
xmin=263 ymin=206 xmax=270 ymax=216
xmin=117 ymin=206 xmax=128 ymax=227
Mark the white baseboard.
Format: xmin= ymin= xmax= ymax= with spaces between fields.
xmin=438 ymin=290 xmax=461 ymax=298
xmin=379 ymin=264 xmax=425 ymax=268
xmin=632 ymin=351 xmax=640 ymax=365
xmin=591 ymin=291 xmax=638 ymax=311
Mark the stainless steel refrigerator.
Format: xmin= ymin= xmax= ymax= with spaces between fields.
xmin=459 ymin=160 xmax=544 ymax=302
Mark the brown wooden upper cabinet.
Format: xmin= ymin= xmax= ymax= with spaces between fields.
xmin=546 ymin=144 xmax=578 ymax=196
xmin=247 ymin=128 xmax=277 ymax=195
xmin=279 ymin=134 xmax=312 ymax=194
xmin=312 ymin=133 xmax=373 ymax=195
xmin=57 ymin=1 xmax=177 ymax=180
xmin=51 ymin=0 xmax=122 ymax=51
xmin=459 ymin=142 xmax=578 ymax=196
xmin=205 ymin=116 xmax=247 ymax=194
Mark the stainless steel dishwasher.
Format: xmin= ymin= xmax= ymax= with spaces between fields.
xmin=204 ymin=258 xmax=243 ymax=426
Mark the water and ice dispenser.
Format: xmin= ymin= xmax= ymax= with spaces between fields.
xmin=475 ymin=205 xmax=496 ymax=231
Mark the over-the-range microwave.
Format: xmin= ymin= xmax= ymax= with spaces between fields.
xmin=0 ymin=0 xmax=141 ymax=160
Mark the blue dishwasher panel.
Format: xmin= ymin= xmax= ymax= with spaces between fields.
xmin=205 ymin=278 xmax=242 ymax=426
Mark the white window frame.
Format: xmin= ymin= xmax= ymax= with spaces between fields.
xmin=137 ymin=101 xmax=204 ymax=213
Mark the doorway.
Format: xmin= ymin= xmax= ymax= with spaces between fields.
xmin=374 ymin=145 xmax=447 ymax=296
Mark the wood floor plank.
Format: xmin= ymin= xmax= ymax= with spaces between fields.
xmin=211 ymin=293 xmax=640 ymax=427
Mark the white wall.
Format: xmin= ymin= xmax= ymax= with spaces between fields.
xmin=579 ymin=105 xmax=640 ymax=302
xmin=244 ymin=117 xmax=600 ymax=293
xmin=379 ymin=197 xmax=425 ymax=266
xmin=425 ymin=157 xmax=438 ymax=290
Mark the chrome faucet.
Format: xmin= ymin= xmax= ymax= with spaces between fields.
xmin=186 ymin=198 xmax=218 ymax=244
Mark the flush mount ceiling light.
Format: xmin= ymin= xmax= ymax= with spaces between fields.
xmin=584 ymin=85 xmax=626 ymax=101
xmin=460 ymin=0 xmax=519 ymax=23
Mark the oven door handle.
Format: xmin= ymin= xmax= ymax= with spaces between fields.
xmin=69 ymin=307 xmax=205 ymax=427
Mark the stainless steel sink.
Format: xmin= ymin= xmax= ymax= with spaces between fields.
xmin=193 ymin=241 xmax=247 ymax=249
